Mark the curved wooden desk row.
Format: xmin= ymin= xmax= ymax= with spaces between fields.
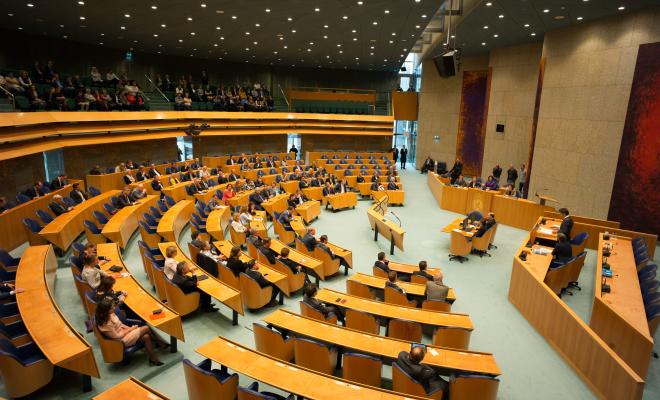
xmin=157 ymin=242 xmax=245 ymax=324
xmin=203 ymin=152 xmax=292 ymax=169
xmin=102 ymin=195 xmax=159 ymax=249
xmin=427 ymin=173 xmax=553 ymax=231
xmin=263 ymin=309 xmax=499 ymax=376
xmin=196 ymin=336 xmax=427 ymax=400
xmin=93 ymin=377 xmax=169 ymax=400
xmin=157 ymin=200 xmax=195 ymax=243
xmin=508 ymin=218 xmax=645 ymax=400
xmin=205 ymin=207 xmax=233 ymax=241
xmin=87 ymin=160 xmax=191 ymax=193
xmin=39 ymin=190 xmax=121 ymax=250
xmin=367 ymin=203 xmax=405 ymax=255
xmin=349 ymin=273 xmax=457 ymax=304
xmin=591 ymin=234 xmax=653 ymax=380
xmin=307 ymin=151 xmax=393 ymax=163
xmin=0 ymin=179 xmax=83 ymax=252
xmin=542 ymin=211 xmax=657 ymax=259
xmin=15 ymin=245 xmax=100 ymax=391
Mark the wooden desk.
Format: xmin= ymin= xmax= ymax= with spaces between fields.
xmin=0 ymin=180 xmax=83 ymax=251
xmin=213 ymin=240 xmax=290 ymax=296
xmin=367 ymin=206 xmax=405 ymax=254
xmin=250 ymin=211 xmax=268 ymax=239
xmin=262 ymin=193 xmax=289 ymax=218
xmin=465 ymin=188 xmax=497 ymax=215
xmin=508 ymin=221 xmax=645 ymax=400
xmin=39 ymin=190 xmax=120 ymax=250
xmin=294 ymin=200 xmax=321 ymax=223
xmin=372 ymin=190 xmax=405 ymax=206
xmin=196 ymin=336 xmax=424 ymax=400
xmin=349 ymin=273 xmax=456 ymax=303
xmin=316 ymin=289 xmax=473 ymax=331
xmin=86 ymin=172 xmax=126 ymax=194
xmin=388 ymin=261 xmax=441 ymax=277
xmin=264 ymin=309 xmax=499 ymax=376
xmin=290 ymin=216 xmax=307 ymax=238
xmin=206 ymin=206 xmax=232 ymax=241
xmin=533 ymin=218 xmax=561 ymax=243
xmin=326 ymin=192 xmax=357 ymax=212
xmin=15 ymin=245 xmax=99 ymax=390
xmin=325 ymin=242 xmax=353 ymax=269
xmin=591 ymin=234 xmax=653 ymax=379
xmin=491 ymin=195 xmax=552 ymax=230
xmin=441 ymin=218 xmax=475 ymax=238
xmin=93 ymin=377 xmax=169 ymax=400
xmin=228 ymin=190 xmax=253 ymax=209
xmin=96 ymin=243 xmax=184 ymax=348
xmin=162 ymin=181 xmax=194 ymax=203
xmin=301 ymin=187 xmax=323 ymax=201
xmin=158 ymin=242 xmax=244 ymax=324
xmin=269 ymin=239 xmax=324 ymax=281
xmin=102 ymin=195 xmax=158 ymax=248
xmin=441 ymin=185 xmax=469 ymax=214
xmin=157 ymin=200 xmax=194 ymax=242
xmin=280 ymin=180 xmax=300 ymax=194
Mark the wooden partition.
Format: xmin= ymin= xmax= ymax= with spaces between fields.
xmin=202 ymin=152 xmax=291 ymax=169
xmin=391 ymin=91 xmax=418 ymax=121
xmin=306 ymin=151 xmax=393 ymax=164
xmin=287 ymin=88 xmax=376 ymax=104
xmin=0 ymin=179 xmax=83 ymax=252
xmin=509 ymin=227 xmax=645 ymax=399
xmin=542 ymin=211 xmax=657 ymax=258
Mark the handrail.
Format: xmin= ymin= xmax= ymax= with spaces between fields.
xmin=277 ymin=84 xmax=290 ymax=109
xmin=0 ymin=85 xmax=16 ymax=111
xmin=144 ymin=74 xmax=170 ymax=103
xmin=290 ymin=86 xmax=377 ymax=94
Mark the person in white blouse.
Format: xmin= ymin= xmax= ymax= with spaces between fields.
xmin=231 ymin=213 xmax=247 ymax=233
xmin=163 ymin=246 xmax=179 ymax=280
xmin=239 ymin=206 xmax=253 ymax=227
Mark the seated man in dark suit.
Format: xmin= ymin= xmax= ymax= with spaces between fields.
xmin=227 ymin=172 xmax=239 ymax=181
xmin=302 ymin=227 xmax=317 ymax=252
xmin=190 ymin=231 xmax=205 ymax=249
xmin=25 ymin=181 xmax=46 ymax=199
xmin=50 ymin=194 xmax=73 ymax=216
xmin=147 ymin=164 xmax=161 ymax=178
xmin=135 ymin=167 xmax=147 ymax=181
xmin=386 ymin=177 xmax=399 ymax=190
xmin=171 ymin=261 xmax=217 ymax=312
xmin=551 ymin=233 xmax=573 ymax=266
xmin=50 ymin=174 xmax=67 ymax=190
xmin=302 ymin=283 xmax=344 ymax=323
xmin=374 ymin=251 xmax=390 ymax=274
xmin=245 ymin=262 xmax=280 ymax=305
xmin=386 ymin=271 xmax=406 ymax=296
xmin=256 ymin=237 xmax=278 ymax=265
xmin=277 ymin=247 xmax=303 ymax=274
xmin=123 ymin=172 xmax=136 ymax=185
xmin=395 ymin=347 xmax=448 ymax=395
xmin=151 ymin=176 xmax=164 ymax=193
xmin=356 ymin=172 xmax=366 ymax=183
xmin=412 ymin=260 xmax=433 ymax=281
xmin=69 ymin=183 xmax=87 ymax=204
xmin=217 ymin=172 xmax=228 ymax=184
xmin=334 ymin=180 xmax=349 ymax=194
xmin=165 ymin=162 xmax=178 ymax=174
xmin=316 ymin=234 xmax=349 ymax=268
xmin=558 ymin=207 xmax=573 ymax=240
xmin=115 ymin=187 xmax=136 ymax=209
xmin=89 ymin=165 xmax=102 ymax=175
xmin=248 ymin=189 xmax=266 ymax=211
xmin=277 ymin=206 xmax=294 ymax=231
xmin=474 ymin=214 xmax=496 ymax=238
xmin=322 ymin=182 xmax=335 ymax=197
xmin=370 ymin=181 xmax=384 ymax=191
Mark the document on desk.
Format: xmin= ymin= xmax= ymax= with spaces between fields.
xmin=532 ymin=248 xmax=550 ymax=255
xmin=538 ymin=228 xmax=554 ymax=235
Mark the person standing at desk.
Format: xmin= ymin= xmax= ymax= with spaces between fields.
xmin=400 ymin=146 xmax=408 ymax=170
xmin=558 ymin=208 xmax=573 ymax=240
xmin=492 ymin=164 xmax=502 ymax=181
xmin=551 ymin=233 xmax=573 ymax=266
xmin=506 ymin=164 xmax=518 ymax=186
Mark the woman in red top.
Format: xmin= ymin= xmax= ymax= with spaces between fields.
xmin=222 ymin=183 xmax=235 ymax=206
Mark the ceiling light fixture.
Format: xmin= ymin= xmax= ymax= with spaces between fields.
xmin=531 ymin=32 xmax=536 ymax=36
xmin=577 ymin=16 xmax=583 ymax=21
xmin=315 ymin=8 xmax=320 ymax=12
xmin=78 ymin=1 xmax=85 ymax=4
xmin=161 ymin=24 xmax=166 ymax=27
xmin=265 ymin=8 xmax=270 ymax=12
xmin=385 ymin=10 xmax=390 ymax=14
xmin=151 ymin=5 xmax=157 ymax=9
xmin=543 ymin=9 xmax=549 ymax=13
xmin=124 ymin=14 xmax=130 ymax=18
xmin=27 ymin=3 xmax=34 ymax=7
xmin=483 ymin=25 xmax=488 ymax=29
xmin=618 ymin=6 xmax=625 ymax=10
xmin=524 ymin=23 xmax=530 ymax=27
xmin=373 ymin=21 xmax=378 ymax=25
xmin=187 ymin=17 xmax=193 ymax=21
xmin=342 ymin=16 xmax=348 ymax=20
xmin=231 ymin=15 xmax=237 ymax=19
xmin=486 ymin=2 xmax=492 ymax=6
xmin=287 ymin=17 xmax=292 ymax=21
xmin=421 ymin=14 xmax=427 ymax=18
xmin=498 ymin=14 xmax=504 ymax=19
xmin=200 ymin=3 xmax=207 ymax=7
xmin=493 ymin=34 xmax=499 ymax=37
xmin=190 ymin=32 xmax=195 ymax=35
xmin=80 ymin=16 xmax=86 ymax=20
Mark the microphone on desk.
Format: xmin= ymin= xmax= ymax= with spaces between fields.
xmin=390 ymin=211 xmax=402 ymax=227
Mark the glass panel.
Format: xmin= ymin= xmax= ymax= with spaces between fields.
xmin=287 ymin=133 xmax=302 ymax=158
xmin=43 ymin=149 xmax=65 ymax=182
xmin=177 ymin=136 xmax=193 ymax=160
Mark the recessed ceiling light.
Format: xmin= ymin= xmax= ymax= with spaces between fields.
xmin=357 ymin=1 xmax=363 ymax=5
xmin=373 ymin=21 xmax=378 ymax=25
xmin=245 ymin=47 xmax=249 ymax=51
xmin=124 ymin=14 xmax=130 ymax=18
xmin=530 ymin=32 xmax=536 ymax=36
xmin=323 ymin=24 xmax=329 ymax=28
xmin=120 ymin=25 xmax=125 ymax=29
xmin=7 ymin=13 xmax=13 ymax=16
xmin=577 ymin=16 xmax=583 ymax=21
xmin=265 ymin=8 xmax=270 ymax=12
xmin=370 ymin=46 xmax=374 ymax=49
xmin=190 ymin=32 xmax=195 ymax=35
xmin=415 ymin=0 xmax=421 ymax=2
xmin=200 ymin=3 xmax=207 ymax=7
xmin=307 ymin=48 xmax=311 ymax=52
xmin=323 ymin=35 xmax=328 ymax=38
xmin=279 ymin=37 xmax=284 ymax=40
xmin=178 ymin=39 xmax=183 ymax=42
xmin=153 ymin=34 xmax=158 ymax=37
xmin=389 ymin=40 xmax=393 ymax=43
xmin=421 ymin=14 xmax=427 ymax=18
xmin=353 ymin=38 xmax=358 ymax=41
xmin=245 ymin=31 xmax=250 ymax=35
xmin=415 ymin=25 xmax=420 ymax=28
xmin=352 ymin=29 xmax=356 ymax=33
xmin=493 ymin=34 xmax=499 ymax=37
xmin=161 ymin=24 xmax=166 ymax=27
xmin=543 ymin=9 xmax=549 ymax=13
xmin=78 ymin=1 xmax=85 ymax=4
xmin=315 ymin=8 xmax=320 ymax=12
xmin=486 ymin=2 xmax=492 ymax=6
xmin=498 ymin=14 xmax=504 ymax=19
xmin=27 ymin=3 xmax=34 ymax=7
xmin=291 ymin=29 xmax=296 ymax=33
xmin=450 ymin=35 xmax=455 ymax=38
xmin=255 ymin=23 xmax=260 ymax=27
xmin=253 ymin=41 xmax=257 ymax=45
xmin=524 ymin=23 xmax=530 ymax=27
xmin=215 ymin=26 xmax=220 ymax=30
xmin=18 ymin=27 xmax=23 ymax=30
xmin=214 ymin=43 xmax=218 ymax=47
xmin=337 ymin=44 xmax=341 ymax=47
xmin=151 ymin=5 xmax=157 ymax=9
xmin=80 ymin=16 xmax=86 ymax=20
xmin=187 ymin=17 xmax=193 ymax=21
xmin=342 ymin=15 xmax=348 ymax=19
xmin=283 ymin=45 xmax=288 ymax=48
xmin=231 ymin=15 xmax=237 ymax=19
xmin=483 ymin=25 xmax=488 ymax=29
xmin=481 ymin=42 xmax=486 ymax=46
xmin=392 ymin=32 xmax=396 ymax=36
xmin=370 ymin=52 xmax=374 ymax=55
xmin=618 ymin=6 xmax=625 ymax=10
xmin=384 ymin=10 xmax=390 ymax=14
xmin=339 ymin=50 xmax=343 ymax=53
xmin=220 ymin=36 xmax=224 ymax=40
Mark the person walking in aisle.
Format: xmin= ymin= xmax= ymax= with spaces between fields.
xmin=400 ymin=145 xmax=408 ymax=170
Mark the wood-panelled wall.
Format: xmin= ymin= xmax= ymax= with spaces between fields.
xmin=300 ymin=135 xmax=391 ymax=156
xmin=192 ymin=135 xmax=288 ymax=158
xmin=63 ymin=139 xmax=179 ymax=182
xmin=0 ymin=153 xmax=45 ymax=201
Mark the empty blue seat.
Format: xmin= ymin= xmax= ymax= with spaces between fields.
xmin=143 ymin=213 xmax=159 ymax=228
xmin=138 ymin=220 xmax=157 ymax=235
xmin=182 ymin=358 xmax=239 ymax=400
xmin=0 ymin=251 xmax=19 ymax=268
xmin=83 ymin=220 xmax=102 ymax=234
xmin=0 ymin=320 xmax=29 ymax=343
xmin=103 ymin=202 xmax=117 ymax=215
xmin=641 ymin=279 xmax=659 ymax=295
xmin=93 ymin=211 xmax=109 ymax=225
xmin=71 ymin=242 xmax=85 ymax=256
xmin=149 ymin=206 xmax=163 ymax=220
xmin=570 ymin=232 xmax=588 ymax=246
xmin=157 ymin=200 xmax=169 ymax=213
xmin=16 ymin=193 xmax=31 ymax=204
xmin=35 ymin=210 xmax=53 ymax=224
xmin=69 ymin=256 xmax=83 ymax=272
xmin=0 ymin=339 xmax=53 ymax=399
xmin=165 ymin=195 xmax=176 ymax=207
xmin=238 ymin=382 xmax=294 ymax=400
xmin=88 ymin=186 xmax=101 ymax=197
xmin=22 ymin=218 xmax=42 ymax=234
xmin=62 ymin=197 xmax=75 ymax=208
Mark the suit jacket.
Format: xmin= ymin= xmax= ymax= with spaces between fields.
xmin=412 ymin=270 xmax=434 ymax=281
xmin=552 ymin=242 xmax=573 ymax=262
xmin=387 ymin=182 xmax=399 ymax=190
xmin=316 ymin=242 xmax=333 ymax=258
xmin=116 ymin=194 xmax=132 ymax=209
xmin=279 ymin=257 xmax=300 ymax=274
xmin=196 ymin=253 xmax=219 ymax=278
xmin=322 ymin=187 xmax=335 ymax=196
xmin=0 ymin=284 xmax=15 ymax=301
xmin=151 ymin=181 xmax=164 ymax=191
xmin=303 ymin=296 xmax=333 ymax=317
xmin=123 ymin=175 xmax=135 ymax=184
xmin=302 ymin=233 xmax=317 ymax=251
xmin=246 ymin=269 xmax=270 ymax=288
xmin=558 ymin=217 xmax=574 ymax=240
xmin=374 ymin=260 xmax=389 ymax=273
xmin=70 ymin=189 xmax=86 ymax=204
xmin=426 ymin=281 xmax=449 ymax=302
xmin=136 ymin=172 xmax=147 ymax=181
xmin=172 ymin=273 xmax=198 ymax=294
xmin=356 ymin=176 xmax=365 ymax=183
xmin=148 ymin=168 xmax=160 ymax=178
xmin=25 ymin=186 xmax=44 ymax=199
xmin=386 ymin=280 xmax=404 ymax=295
xmin=396 ymin=352 xmax=439 ymax=392
xmin=257 ymin=245 xmax=278 ymax=264
xmin=227 ymin=257 xmax=249 ymax=277
xmin=51 ymin=177 xmax=66 ymax=189
xmin=50 ymin=201 xmax=68 ymax=216
xmin=334 ymin=183 xmax=347 ymax=194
